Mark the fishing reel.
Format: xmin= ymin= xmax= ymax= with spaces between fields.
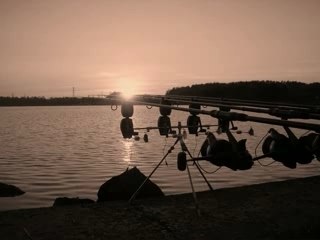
xmin=201 ymin=131 xmax=253 ymax=171
xmin=262 ymin=128 xmax=317 ymax=168
xmin=177 ymin=131 xmax=253 ymax=172
xmin=177 ymin=113 xmax=255 ymax=171
xmin=203 ymin=113 xmax=253 ymax=170
xmin=177 ymin=116 xmax=254 ymax=172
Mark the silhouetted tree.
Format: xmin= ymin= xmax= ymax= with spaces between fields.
xmin=166 ymin=81 xmax=320 ymax=105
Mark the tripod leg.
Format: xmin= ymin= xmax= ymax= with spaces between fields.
xmin=194 ymin=162 xmax=214 ymax=191
xmin=128 ymin=138 xmax=180 ymax=204
xmin=186 ymin=163 xmax=201 ymax=216
xmin=183 ymin=146 xmax=214 ymax=192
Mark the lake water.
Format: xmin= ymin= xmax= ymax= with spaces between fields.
xmin=0 ymin=106 xmax=319 ymax=211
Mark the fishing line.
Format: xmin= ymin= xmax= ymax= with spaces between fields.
xmin=254 ymin=131 xmax=269 ymax=158
xmin=162 ymin=137 xmax=167 ymax=155
xmin=196 ymin=161 xmax=221 ymax=174
xmin=162 ymin=137 xmax=168 ymax=166
xmin=258 ymin=160 xmax=276 ymax=166
xmin=254 ymin=131 xmax=277 ymax=166
xmin=193 ymin=147 xmax=222 ymax=174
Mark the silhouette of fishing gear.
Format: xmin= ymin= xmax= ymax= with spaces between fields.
xmin=105 ymin=94 xmax=320 ymax=213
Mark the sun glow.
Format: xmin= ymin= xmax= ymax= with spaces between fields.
xmin=121 ymin=91 xmax=135 ymax=100
xmin=116 ymin=77 xmax=140 ymax=100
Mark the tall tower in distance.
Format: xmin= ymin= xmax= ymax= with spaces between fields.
xmin=72 ymin=87 xmax=75 ymax=97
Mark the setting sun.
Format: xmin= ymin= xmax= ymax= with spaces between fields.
xmin=116 ymin=77 xmax=140 ymax=99
xmin=121 ymin=91 xmax=134 ymax=100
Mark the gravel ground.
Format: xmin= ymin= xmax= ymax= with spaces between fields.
xmin=1 ymin=176 xmax=320 ymax=240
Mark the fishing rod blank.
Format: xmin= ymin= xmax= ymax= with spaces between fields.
xmin=110 ymin=97 xmax=320 ymax=133
xmin=139 ymin=95 xmax=320 ymax=120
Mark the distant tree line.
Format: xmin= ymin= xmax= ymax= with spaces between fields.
xmin=0 ymin=97 xmax=111 ymax=106
xmin=1 ymin=81 xmax=319 ymax=106
xmin=166 ymin=81 xmax=320 ymax=105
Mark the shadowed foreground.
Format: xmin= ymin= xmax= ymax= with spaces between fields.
xmin=1 ymin=176 xmax=320 ymax=240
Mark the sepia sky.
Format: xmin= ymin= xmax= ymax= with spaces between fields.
xmin=1 ymin=0 xmax=320 ymax=97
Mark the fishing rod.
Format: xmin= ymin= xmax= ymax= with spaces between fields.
xmin=151 ymin=94 xmax=320 ymax=113
xmin=139 ymin=95 xmax=320 ymax=120
xmin=108 ymin=96 xmax=320 ymax=132
xmin=140 ymin=94 xmax=320 ymax=116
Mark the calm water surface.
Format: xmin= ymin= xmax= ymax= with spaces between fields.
xmin=0 ymin=106 xmax=319 ymax=211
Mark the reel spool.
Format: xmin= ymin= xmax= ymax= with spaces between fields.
xmin=121 ymin=103 xmax=134 ymax=118
xmin=200 ymin=132 xmax=253 ymax=171
xmin=262 ymin=128 xmax=314 ymax=168
xmin=200 ymin=136 xmax=231 ymax=167
xmin=158 ymin=115 xmax=172 ymax=136
xmin=120 ymin=117 xmax=134 ymax=139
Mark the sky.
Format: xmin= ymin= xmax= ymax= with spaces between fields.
xmin=1 ymin=0 xmax=320 ymax=97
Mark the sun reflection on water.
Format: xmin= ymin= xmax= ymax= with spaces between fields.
xmin=122 ymin=139 xmax=133 ymax=163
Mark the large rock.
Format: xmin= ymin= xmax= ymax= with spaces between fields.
xmin=53 ymin=197 xmax=95 ymax=207
xmin=97 ymin=167 xmax=164 ymax=202
xmin=0 ymin=182 xmax=25 ymax=197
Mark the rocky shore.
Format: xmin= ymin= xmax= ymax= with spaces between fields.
xmin=1 ymin=176 xmax=320 ymax=240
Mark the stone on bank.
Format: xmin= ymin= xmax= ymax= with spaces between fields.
xmin=97 ymin=167 xmax=164 ymax=202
